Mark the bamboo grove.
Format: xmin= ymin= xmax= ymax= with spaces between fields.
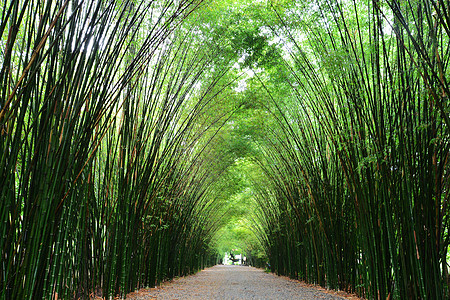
xmin=251 ymin=0 xmax=450 ymax=299
xmin=2 ymin=0 xmax=450 ymax=299
xmin=0 ymin=0 xmax=238 ymax=298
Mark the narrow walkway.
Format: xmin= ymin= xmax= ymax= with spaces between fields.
xmin=128 ymin=265 xmax=354 ymax=300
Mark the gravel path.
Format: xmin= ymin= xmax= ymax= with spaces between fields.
xmin=128 ymin=265 xmax=352 ymax=300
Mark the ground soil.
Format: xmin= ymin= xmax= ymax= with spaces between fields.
xmin=126 ymin=265 xmax=362 ymax=300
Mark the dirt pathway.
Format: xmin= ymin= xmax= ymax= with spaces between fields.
xmin=128 ymin=265 xmax=358 ymax=300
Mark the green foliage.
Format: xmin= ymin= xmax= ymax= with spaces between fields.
xmin=249 ymin=0 xmax=450 ymax=299
xmin=2 ymin=1 xmax=450 ymax=299
xmin=0 ymin=0 xmax=227 ymax=298
xmin=209 ymin=158 xmax=267 ymax=265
